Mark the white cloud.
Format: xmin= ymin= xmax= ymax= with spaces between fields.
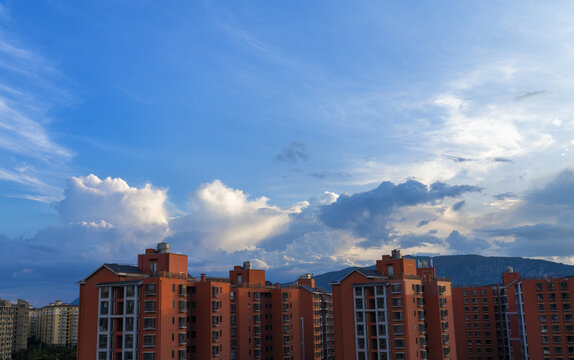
xmin=57 ymin=174 xmax=169 ymax=230
xmin=0 ymin=27 xmax=74 ymax=202
xmin=177 ymin=180 xmax=307 ymax=252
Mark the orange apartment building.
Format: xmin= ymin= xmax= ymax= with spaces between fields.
xmin=228 ymin=261 xmax=302 ymax=360
xmin=78 ymin=242 xmax=189 ymax=360
xmin=453 ymin=267 xmax=574 ymax=360
xmin=79 ymin=243 xmax=332 ymax=360
xmin=296 ymin=274 xmax=335 ymax=360
xmin=332 ymin=250 xmax=456 ymax=360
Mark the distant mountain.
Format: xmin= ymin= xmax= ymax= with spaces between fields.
xmin=306 ymin=254 xmax=574 ymax=292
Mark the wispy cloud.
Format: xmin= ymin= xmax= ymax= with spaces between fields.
xmin=0 ymin=21 xmax=74 ymax=202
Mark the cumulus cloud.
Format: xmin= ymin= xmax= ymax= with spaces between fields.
xmin=56 ymin=174 xmax=169 ymax=229
xmin=172 ymin=180 xmax=308 ymax=252
xmin=319 ymin=179 xmax=480 ymax=246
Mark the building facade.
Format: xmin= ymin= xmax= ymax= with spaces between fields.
xmin=297 ymin=274 xmax=335 ymax=360
xmin=0 ymin=298 xmax=30 ymax=359
xmin=332 ymin=250 xmax=457 ymax=360
xmin=78 ymin=243 xmax=329 ymax=360
xmin=453 ymin=268 xmax=574 ymax=360
xmin=32 ymin=300 xmax=79 ymax=347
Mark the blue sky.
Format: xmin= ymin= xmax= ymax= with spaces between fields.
xmin=2 ymin=1 xmax=574 ymax=305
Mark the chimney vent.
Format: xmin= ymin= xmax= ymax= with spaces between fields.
xmin=391 ymin=249 xmax=401 ymax=259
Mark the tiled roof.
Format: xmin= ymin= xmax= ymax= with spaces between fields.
xmin=103 ymin=264 xmax=142 ymax=275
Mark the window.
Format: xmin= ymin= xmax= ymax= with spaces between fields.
xmin=179 ymin=300 xmax=186 ymax=313
xmin=143 ymin=335 xmax=155 ymax=347
xmin=355 ymin=298 xmax=364 ymax=309
xmin=394 ymin=339 xmax=405 ymax=349
xmin=392 ymin=298 xmax=402 ymax=307
xmin=144 ymin=301 xmax=156 ymax=313
xmin=537 ymin=283 xmax=544 ymax=291
xmin=125 ymin=317 xmax=134 ymax=331
xmin=393 ymin=311 xmax=403 ymax=321
xmin=100 ymin=301 xmax=109 ymax=315
xmin=391 ymin=284 xmax=402 ymax=294
xmin=126 ymin=300 xmax=135 ymax=315
xmin=99 ymin=318 xmax=108 ymax=332
xmin=145 ymin=283 xmax=156 ymax=296
xmin=179 ymin=316 xmax=186 ymax=329
xmin=98 ymin=334 xmax=107 ymax=349
xmin=100 ymin=287 xmax=110 ymax=298
xmin=144 ymin=318 xmax=156 ymax=330
xmin=442 ymin=322 xmax=449 ymax=331
xmin=126 ymin=286 xmax=135 ymax=297
xmin=125 ymin=334 xmax=134 ymax=348
xmin=554 ymin=335 xmax=562 ymax=343
xmin=394 ymin=325 xmax=404 ymax=334
xmin=143 ymin=353 xmax=155 ymax=360
xmin=553 ymin=325 xmax=561 ymax=333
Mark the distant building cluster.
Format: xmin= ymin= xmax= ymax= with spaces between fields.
xmin=0 ymin=298 xmax=78 ymax=359
xmin=74 ymin=242 xmax=574 ymax=359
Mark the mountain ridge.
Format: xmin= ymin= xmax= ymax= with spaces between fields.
xmin=294 ymin=254 xmax=574 ymax=292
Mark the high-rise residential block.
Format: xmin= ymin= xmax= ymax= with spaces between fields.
xmin=297 ymin=274 xmax=335 ymax=360
xmin=453 ymin=268 xmax=574 ymax=360
xmin=332 ymin=250 xmax=457 ymax=360
xmin=0 ymin=298 xmax=30 ymax=360
xmin=78 ymin=243 xmax=326 ymax=360
xmin=32 ymin=300 xmax=79 ymax=347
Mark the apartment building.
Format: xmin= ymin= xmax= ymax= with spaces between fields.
xmin=0 ymin=298 xmax=30 ymax=359
xmin=332 ymin=250 xmax=457 ymax=360
xmin=297 ymin=274 xmax=335 ymax=360
xmin=78 ymin=242 xmax=188 ymax=360
xmin=78 ymin=243 xmax=320 ymax=360
xmin=32 ymin=300 xmax=79 ymax=347
xmin=227 ymin=261 xmax=302 ymax=360
xmin=453 ymin=268 xmax=574 ymax=360
xmin=186 ymin=274 xmax=231 ymax=359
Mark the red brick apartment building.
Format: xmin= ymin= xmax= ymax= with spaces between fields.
xmin=296 ymin=274 xmax=335 ymax=360
xmin=453 ymin=267 xmax=574 ymax=360
xmin=78 ymin=242 xmax=333 ymax=360
xmin=332 ymin=250 xmax=457 ymax=360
